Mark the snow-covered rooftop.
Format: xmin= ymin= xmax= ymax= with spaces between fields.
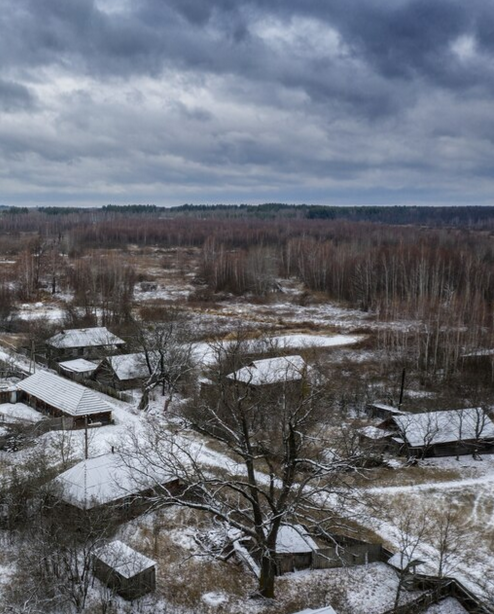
xmin=227 ymin=355 xmax=309 ymax=386
xmin=54 ymin=452 xmax=176 ymax=509
xmin=393 ymin=408 xmax=494 ymax=448
xmin=369 ymin=403 xmax=404 ymax=415
xmin=17 ymin=371 xmax=112 ymax=417
xmin=292 ymin=607 xmax=337 ymax=614
xmin=276 ymin=525 xmax=319 ymax=554
xmin=387 ymin=550 xmax=425 ymax=572
xmin=59 ymin=358 xmax=100 ymax=374
xmin=107 ymin=353 xmax=150 ymax=381
xmin=47 ymin=327 xmax=125 ymax=349
xmin=94 ymin=540 xmax=156 ymax=578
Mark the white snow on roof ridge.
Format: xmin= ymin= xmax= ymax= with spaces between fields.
xmin=17 ymin=371 xmax=111 ymax=416
xmin=47 ymin=327 xmax=125 ymax=349
xmin=94 ymin=540 xmax=156 ymax=578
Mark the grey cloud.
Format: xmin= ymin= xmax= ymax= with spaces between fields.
xmin=0 ymin=79 xmax=36 ymax=112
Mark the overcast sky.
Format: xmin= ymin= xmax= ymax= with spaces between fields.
xmin=1 ymin=0 xmax=494 ymax=207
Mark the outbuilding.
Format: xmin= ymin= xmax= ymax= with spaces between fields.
xmin=93 ymin=540 xmax=156 ymax=600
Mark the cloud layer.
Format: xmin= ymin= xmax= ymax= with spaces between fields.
xmin=1 ymin=0 xmax=494 ymax=206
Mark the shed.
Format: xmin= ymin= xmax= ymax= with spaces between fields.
xmin=53 ymin=451 xmax=180 ymax=511
xmin=93 ymin=540 xmax=156 ymax=600
xmin=46 ymin=327 xmax=125 ymax=361
xmin=58 ymin=358 xmax=100 ymax=382
xmin=16 ymin=371 xmax=112 ymax=427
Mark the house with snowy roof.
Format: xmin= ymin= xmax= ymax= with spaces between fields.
xmin=53 ymin=451 xmax=180 ymax=511
xmin=227 ymin=355 xmax=310 ymax=388
xmin=93 ymin=353 xmax=151 ymax=390
xmin=92 ymin=540 xmax=157 ymax=600
xmin=17 ymin=371 xmax=112 ymax=427
xmin=387 ymin=407 xmax=494 ymax=458
xmin=46 ymin=327 xmax=125 ymax=361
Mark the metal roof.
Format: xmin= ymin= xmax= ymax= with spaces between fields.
xmin=47 ymin=327 xmax=125 ymax=349
xmin=17 ymin=371 xmax=111 ymax=417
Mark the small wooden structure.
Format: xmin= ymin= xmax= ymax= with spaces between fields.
xmin=58 ymin=358 xmax=99 ymax=383
xmin=365 ymin=403 xmax=404 ymax=420
xmin=93 ymin=540 xmax=156 ymax=600
xmin=244 ymin=525 xmax=383 ymax=576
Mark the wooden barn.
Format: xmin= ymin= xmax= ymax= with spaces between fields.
xmin=93 ymin=540 xmax=156 ymax=600
xmin=46 ymin=327 xmax=125 ymax=361
xmin=16 ymin=371 xmax=112 ymax=428
xmin=53 ymin=451 xmax=180 ymax=512
xmin=389 ymin=407 xmax=494 ymax=458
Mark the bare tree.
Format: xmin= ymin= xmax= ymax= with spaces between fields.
xmin=126 ymin=334 xmax=361 ymax=599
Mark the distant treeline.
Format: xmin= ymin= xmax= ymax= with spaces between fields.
xmin=3 ymin=203 xmax=494 ymax=227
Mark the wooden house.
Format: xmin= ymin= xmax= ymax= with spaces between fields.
xmin=16 ymin=371 xmax=112 ymax=428
xmin=46 ymin=327 xmax=125 ymax=361
xmin=53 ymin=451 xmax=180 ymax=512
xmin=93 ymin=540 xmax=156 ymax=600
xmin=388 ymin=407 xmax=494 ymax=458
xmin=93 ymin=353 xmax=151 ymax=391
xmin=227 ymin=355 xmax=311 ymax=389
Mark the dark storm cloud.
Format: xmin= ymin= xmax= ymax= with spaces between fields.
xmin=1 ymin=0 xmax=494 ymax=206
xmin=0 ymin=79 xmax=36 ymax=112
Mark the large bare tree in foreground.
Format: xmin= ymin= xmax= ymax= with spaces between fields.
xmin=129 ymin=335 xmax=362 ymax=599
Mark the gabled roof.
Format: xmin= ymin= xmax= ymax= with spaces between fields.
xmin=276 ymin=525 xmax=319 ymax=554
xmin=94 ymin=541 xmax=156 ymax=578
xmin=59 ymin=358 xmax=100 ymax=374
xmin=106 ymin=353 xmax=151 ymax=382
xmin=17 ymin=371 xmax=111 ymax=417
xmin=227 ymin=355 xmax=309 ymax=386
xmin=54 ymin=452 xmax=176 ymax=509
xmin=47 ymin=327 xmax=125 ymax=349
xmin=393 ymin=407 xmax=494 ymax=448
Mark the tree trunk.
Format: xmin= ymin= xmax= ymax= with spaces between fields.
xmin=259 ymin=554 xmax=277 ymax=598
